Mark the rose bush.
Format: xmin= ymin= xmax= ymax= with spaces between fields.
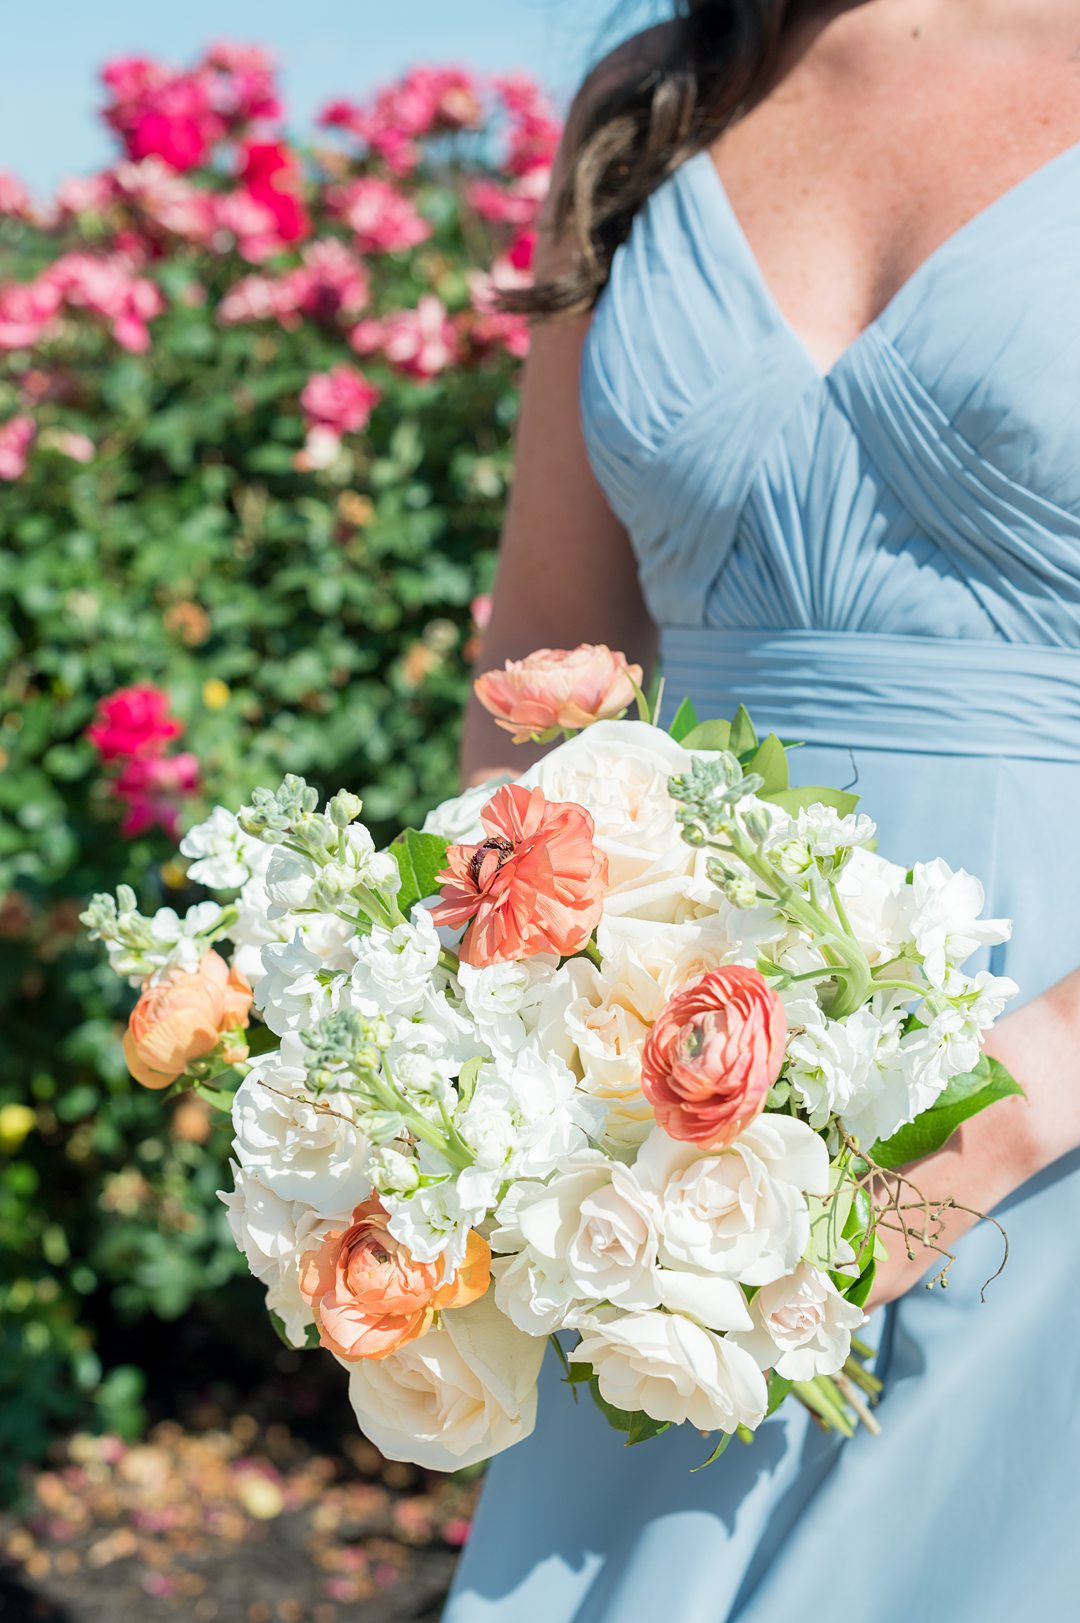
xmin=0 ymin=42 xmax=559 ymax=1494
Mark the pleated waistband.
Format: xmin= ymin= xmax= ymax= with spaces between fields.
xmin=659 ymin=627 xmax=1080 ymax=762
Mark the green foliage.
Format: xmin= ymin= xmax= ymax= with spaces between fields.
xmin=870 ymin=1054 xmax=1024 ymax=1169
xmin=391 ymin=827 xmax=451 ymax=911
xmin=0 ymin=107 xmax=526 ymax=1498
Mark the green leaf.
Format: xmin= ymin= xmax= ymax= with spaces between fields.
xmin=762 ymin=785 xmax=861 ymax=816
xmin=805 ymin=1168 xmax=855 ymax=1271
xmin=744 ymin=732 xmax=789 ymax=794
xmin=391 ymin=827 xmax=450 ymax=911
xmin=766 ymin=1371 xmax=794 ymax=1414
xmin=869 ymin=1055 xmax=1024 ymax=1169
xmin=269 ymin=1311 xmax=320 ymax=1350
xmin=626 ymin=1410 xmax=671 ymax=1447
xmin=667 ymin=696 xmax=699 ymax=743
xmin=692 ymin=1430 xmax=734 ymax=1471
xmin=839 ymin=1256 xmax=877 ymax=1310
xmin=680 ymin=719 xmax=732 ymax=751
xmin=728 ymin=704 xmax=758 ymax=756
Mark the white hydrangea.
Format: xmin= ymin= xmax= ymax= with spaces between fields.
xmin=180 ymin=807 xmax=265 ymax=891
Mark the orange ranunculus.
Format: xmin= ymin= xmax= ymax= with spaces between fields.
xmin=299 ymin=1197 xmax=491 ymax=1361
xmin=431 ymin=782 xmax=608 ymax=966
xmin=641 ymin=967 xmax=786 ymax=1148
xmin=122 ymin=949 xmax=252 ymax=1089
xmin=474 ymin=644 xmax=643 ymax=745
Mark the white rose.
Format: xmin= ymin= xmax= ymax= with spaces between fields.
xmin=734 ymin=1262 xmax=865 ymax=1380
xmin=636 ymin=1116 xmax=829 ymax=1287
xmin=422 ymin=776 xmax=511 ymax=844
xmin=521 ymin=721 xmax=708 ymax=924
xmin=489 ymin=1155 xmax=613 ymax=1333
xmin=219 ymin=1163 xmax=348 ymax=1347
xmin=571 ymin=1309 xmax=768 ymax=1433
xmin=564 ymin=1162 xmax=659 ymax=1309
xmin=231 ymin=1034 xmax=370 ymax=1214
xmin=347 ymin=1291 xmax=545 ymax=1470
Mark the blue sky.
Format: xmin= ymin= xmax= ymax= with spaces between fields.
xmin=2 ymin=1 xmax=663 ymax=196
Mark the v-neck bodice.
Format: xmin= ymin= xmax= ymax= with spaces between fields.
xmin=580 ymin=145 xmax=1080 ymax=652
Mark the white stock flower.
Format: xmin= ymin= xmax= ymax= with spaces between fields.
xmin=765 ymin=806 xmax=876 ymax=876
xmin=347 ymin=1291 xmax=546 ymax=1470
xmin=231 ymin=1034 xmax=370 ymax=1214
xmin=349 ymin=907 xmax=441 ymax=1015
xmin=255 ymin=932 xmax=329 ymax=1036
xmin=457 ymin=955 xmax=556 ymax=1057
xmin=734 ymin=1263 xmax=865 ymax=1380
xmin=180 ymin=807 xmax=264 ymax=891
xmin=636 ymin=1116 xmax=829 ymax=1288
xmin=786 ymin=1005 xmax=904 ymax=1130
xmin=421 ymin=776 xmax=511 ymax=844
xmin=906 ymin=858 xmax=1011 ymax=988
xmin=571 ymin=1310 xmax=768 ymax=1433
xmin=264 ymin=846 xmax=319 ymax=916
xmin=521 ymin=721 xmax=709 ymax=923
xmin=832 ymin=847 xmax=911 ymax=966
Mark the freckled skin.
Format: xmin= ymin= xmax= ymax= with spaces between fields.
xmin=706 ymin=1 xmax=1080 ymax=373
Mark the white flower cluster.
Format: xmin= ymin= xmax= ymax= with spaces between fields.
xmin=87 ymin=720 xmax=1018 ymax=1472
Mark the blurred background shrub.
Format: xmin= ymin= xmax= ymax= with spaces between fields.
xmin=0 ymin=42 xmax=557 ymax=1500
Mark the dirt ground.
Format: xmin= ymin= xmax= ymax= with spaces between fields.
xmin=0 ymin=1311 xmax=479 ymax=1623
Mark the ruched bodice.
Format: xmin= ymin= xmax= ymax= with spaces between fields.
xmin=446 ymin=143 xmax=1080 ymax=1623
xmin=581 ymin=146 xmax=1080 ymax=649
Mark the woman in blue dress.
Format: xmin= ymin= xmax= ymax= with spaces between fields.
xmin=449 ymin=3 xmax=1080 ymax=1617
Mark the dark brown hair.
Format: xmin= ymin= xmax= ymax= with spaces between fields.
xmin=515 ymin=0 xmax=824 ymax=316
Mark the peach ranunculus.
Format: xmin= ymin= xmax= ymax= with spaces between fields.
xmin=123 ymin=949 xmax=253 ymax=1089
xmin=641 ymin=967 xmax=786 ymax=1148
xmin=474 ymin=644 xmax=644 ymax=745
xmin=299 ymin=1197 xmax=491 ymax=1361
xmin=431 ymin=782 xmax=608 ymax=966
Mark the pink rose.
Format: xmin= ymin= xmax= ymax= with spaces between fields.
xmin=300 ymin=363 xmax=380 ymax=437
xmin=0 ymin=416 xmax=35 ymax=481
xmin=474 ymin=644 xmax=643 ymax=744
xmin=641 ymin=967 xmax=787 ymax=1148
xmin=86 ymin=684 xmax=184 ymax=762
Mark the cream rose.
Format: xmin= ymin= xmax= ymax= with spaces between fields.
xmin=521 ymin=721 xmax=709 ymax=924
xmin=346 ymin=1291 xmax=545 ymax=1470
xmin=571 ymin=1309 xmax=768 ymax=1433
xmin=734 ymin=1262 xmax=866 ymax=1379
xmin=636 ymin=1115 xmax=829 ymax=1287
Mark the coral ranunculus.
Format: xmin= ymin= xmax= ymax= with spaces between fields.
xmin=474 ymin=644 xmax=644 ymax=745
xmin=300 ymin=1197 xmax=491 ymax=1361
xmin=641 ymin=967 xmax=787 ymax=1148
xmin=123 ymin=949 xmax=252 ymax=1088
xmin=431 ymin=782 xmax=608 ymax=966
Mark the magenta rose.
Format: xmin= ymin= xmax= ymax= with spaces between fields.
xmin=641 ymin=967 xmax=787 ymax=1148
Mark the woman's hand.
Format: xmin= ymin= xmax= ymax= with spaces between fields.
xmin=866 ymin=967 xmax=1080 ymax=1311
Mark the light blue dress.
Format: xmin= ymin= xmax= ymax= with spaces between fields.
xmin=445 ymin=146 xmax=1080 ymax=1621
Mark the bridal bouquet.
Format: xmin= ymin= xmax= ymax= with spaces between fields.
xmin=82 ymin=645 xmax=1022 ymax=1470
